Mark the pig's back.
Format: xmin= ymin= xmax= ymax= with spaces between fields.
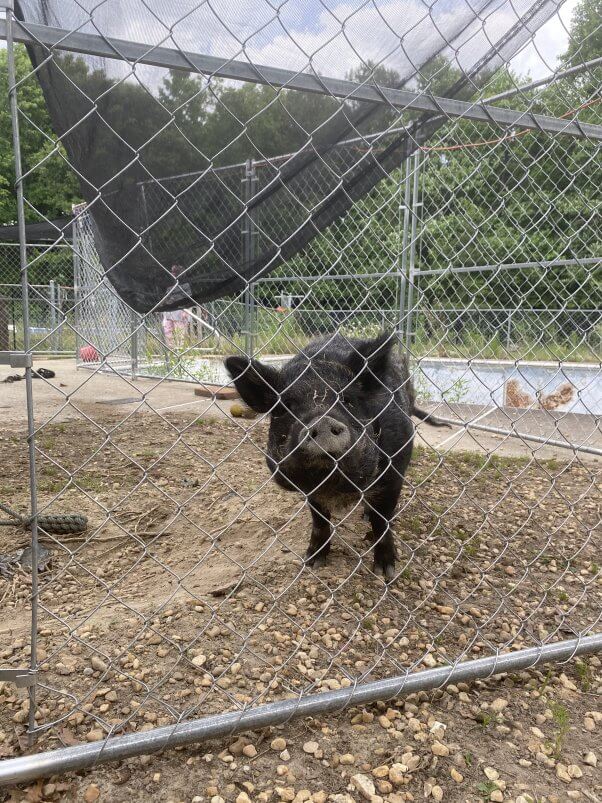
xmin=293 ymin=334 xmax=411 ymax=402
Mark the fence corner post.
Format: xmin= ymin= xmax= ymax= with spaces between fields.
xmin=242 ymin=158 xmax=257 ymax=357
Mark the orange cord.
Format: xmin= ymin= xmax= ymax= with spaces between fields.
xmin=420 ymin=96 xmax=601 ymax=153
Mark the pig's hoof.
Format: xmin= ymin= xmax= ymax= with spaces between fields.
xmin=305 ymin=548 xmax=329 ymax=568
xmin=374 ymin=560 xmax=396 ymax=583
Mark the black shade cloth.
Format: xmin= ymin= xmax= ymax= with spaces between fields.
xmin=15 ymin=0 xmax=558 ymax=312
xmin=0 ymin=218 xmax=73 ymax=243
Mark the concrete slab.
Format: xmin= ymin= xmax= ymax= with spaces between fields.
xmin=0 ymin=357 xmax=234 ymax=427
xmin=1 ymin=358 xmax=599 ymax=464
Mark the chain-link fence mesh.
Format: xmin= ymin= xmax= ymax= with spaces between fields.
xmin=0 ymin=243 xmax=74 ymax=354
xmin=0 ymin=0 xmax=601 ymax=786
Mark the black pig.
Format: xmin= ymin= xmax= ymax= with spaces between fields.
xmin=225 ymin=332 xmax=445 ymax=581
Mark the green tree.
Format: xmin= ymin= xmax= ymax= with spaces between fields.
xmin=345 ymin=60 xmax=404 ymax=134
xmin=562 ymin=0 xmax=601 ymax=67
xmin=199 ymin=82 xmax=338 ymax=164
xmin=0 ymin=45 xmax=79 ymax=225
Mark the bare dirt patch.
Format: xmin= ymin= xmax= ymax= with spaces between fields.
xmin=0 ymin=412 xmax=600 ymax=802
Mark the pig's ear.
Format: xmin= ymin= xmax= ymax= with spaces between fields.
xmin=348 ymin=332 xmax=395 ymax=380
xmin=224 ymin=356 xmax=281 ymax=412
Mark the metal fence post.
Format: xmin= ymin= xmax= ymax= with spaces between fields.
xmin=397 ymin=156 xmax=411 ymax=340
xmin=242 ymin=159 xmax=257 ymax=357
xmin=11 ymin=296 xmax=17 ymax=349
xmin=0 ymin=292 xmax=8 ymax=352
xmin=130 ymin=310 xmax=139 ymax=379
xmin=5 ymin=0 xmax=40 ymax=744
xmin=57 ymin=285 xmax=64 ymax=352
xmin=405 ymin=150 xmax=421 ymax=350
xmin=49 ymin=279 xmax=58 ymax=352
xmin=140 ymin=182 xmax=153 ymax=254
xmin=72 ymin=215 xmax=82 ymax=364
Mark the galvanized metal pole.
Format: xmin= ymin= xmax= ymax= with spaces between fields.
xmin=5 ymin=0 xmax=40 ymax=744
xmin=242 ymin=159 xmax=257 ymax=357
xmin=430 ymin=414 xmax=602 ymax=457
xmin=397 ymin=159 xmax=411 ymax=339
xmin=0 ymin=634 xmax=600 ymax=786
xmin=130 ymin=310 xmax=139 ymax=379
xmin=413 ymin=256 xmax=601 ymax=277
xmin=57 ymin=285 xmax=64 ymax=352
xmin=0 ymin=290 xmax=8 ymax=352
xmin=483 ymin=54 xmax=602 ymax=104
xmin=49 ymin=279 xmax=57 ymax=352
xmin=11 ymin=296 xmax=17 ymax=349
xmin=72 ymin=214 xmax=81 ymax=363
xmin=249 ymin=160 xmax=258 ymax=357
xmin=405 ymin=150 xmax=421 ymax=350
xmin=140 ymin=182 xmax=153 ymax=254
xmin=2 ymin=20 xmax=601 ymax=140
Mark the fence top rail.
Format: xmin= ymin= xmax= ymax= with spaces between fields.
xmin=0 ymin=241 xmax=71 ymax=249
xmin=0 ymin=283 xmax=75 ymax=289
xmin=10 ymin=61 xmax=599 ymax=195
xmin=1 ymin=19 xmax=601 ymax=141
xmin=137 ymin=124 xmax=419 ymax=186
xmin=412 ymin=308 xmax=602 ymax=313
xmin=252 ymin=259 xmax=602 ymax=284
xmin=413 ymin=256 xmax=602 ymax=276
xmin=215 ymin=302 xmax=600 ymax=314
xmin=256 ymin=272 xmax=405 ymax=283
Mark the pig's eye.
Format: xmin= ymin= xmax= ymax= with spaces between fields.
xmin=271 ymin=401 xmax=295 ymax=418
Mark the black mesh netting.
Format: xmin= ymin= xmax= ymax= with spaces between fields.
xmin=17 ymin=0 xmax=558 ymax=312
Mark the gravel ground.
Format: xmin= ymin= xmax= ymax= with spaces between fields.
xmin=0 ymin=412 xmax=600 ymax=802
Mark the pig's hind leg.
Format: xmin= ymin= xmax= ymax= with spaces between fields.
xmin=305 ymin=500 xmax=332 ymax=568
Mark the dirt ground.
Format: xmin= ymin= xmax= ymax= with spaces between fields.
xmin=0 ymin=367 xmax=601 ymax=802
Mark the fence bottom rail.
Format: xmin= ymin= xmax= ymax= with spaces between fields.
xmin=1 ymin=633 xmax=600 ymax=786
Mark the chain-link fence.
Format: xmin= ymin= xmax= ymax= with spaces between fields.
xmin=0 ymin=0 xmax=601 ymax=788
xmin=74 ymin=148 xmax=601 ymax=388
xmin=0 ymin=243 xmax=74 ymax=354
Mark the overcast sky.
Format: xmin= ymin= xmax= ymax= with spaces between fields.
xmin=1 ymin=0 xmax=582 ymax=85
xmin=509 ymin=0 xmax=578 ymax=78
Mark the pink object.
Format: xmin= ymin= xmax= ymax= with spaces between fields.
xmin=79 ymin=345 xmax=99 ymax=362
xmin=163 ymin=310 xmax=188 ymax=346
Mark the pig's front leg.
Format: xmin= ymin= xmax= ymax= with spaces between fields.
xmin=305 ymin=499 xmax=332 ymax=568
xmin=365 ymin=480 xmax=402 ymax=582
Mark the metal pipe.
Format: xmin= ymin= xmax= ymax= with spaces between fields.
xmin=48 ymin=279 xmax=57 ymax=352
xmin=413 ymin=256 xmax=601 ymax=277
xmin=72 ymin=213 xmax=81 ymax=363
xmin=11 ymin=297 xmax=16 ymax=349
xmin=0 ymin=634 xmax=599 ymax=785
xmin=186 ymin=307 xmax=220 ymax=336
xmin=240 ymin=159 xmax=258 ymax=356
xmin=241 ymin=160 xmax=252 ymax=357
xmin=139 ymin=182 xmax=153 ymax=254
xmin=1 ymin=20 xmax=601 ymax=140
xmin=397 ymin=159 xmax=411 ymax=338
xmin=4 ymin=0 xmax=40 ymax=743
xmin=0 ymin=242 xmax=70 ymax=249
xmin=258 ymin=271 xmax=403 ymax=283
xmin=130 ymin=309 xmax=139 ymax=379
xmin=405 ymin=151 xmax=420 ymax=350
xmin=483 ymin=55 xmax=602 ymax=104
xmin=431 ymin=414 xmax=602 ymax=457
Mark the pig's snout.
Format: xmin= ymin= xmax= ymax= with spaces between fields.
xmin=300 ymin=415 xmax=351 ymax=459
